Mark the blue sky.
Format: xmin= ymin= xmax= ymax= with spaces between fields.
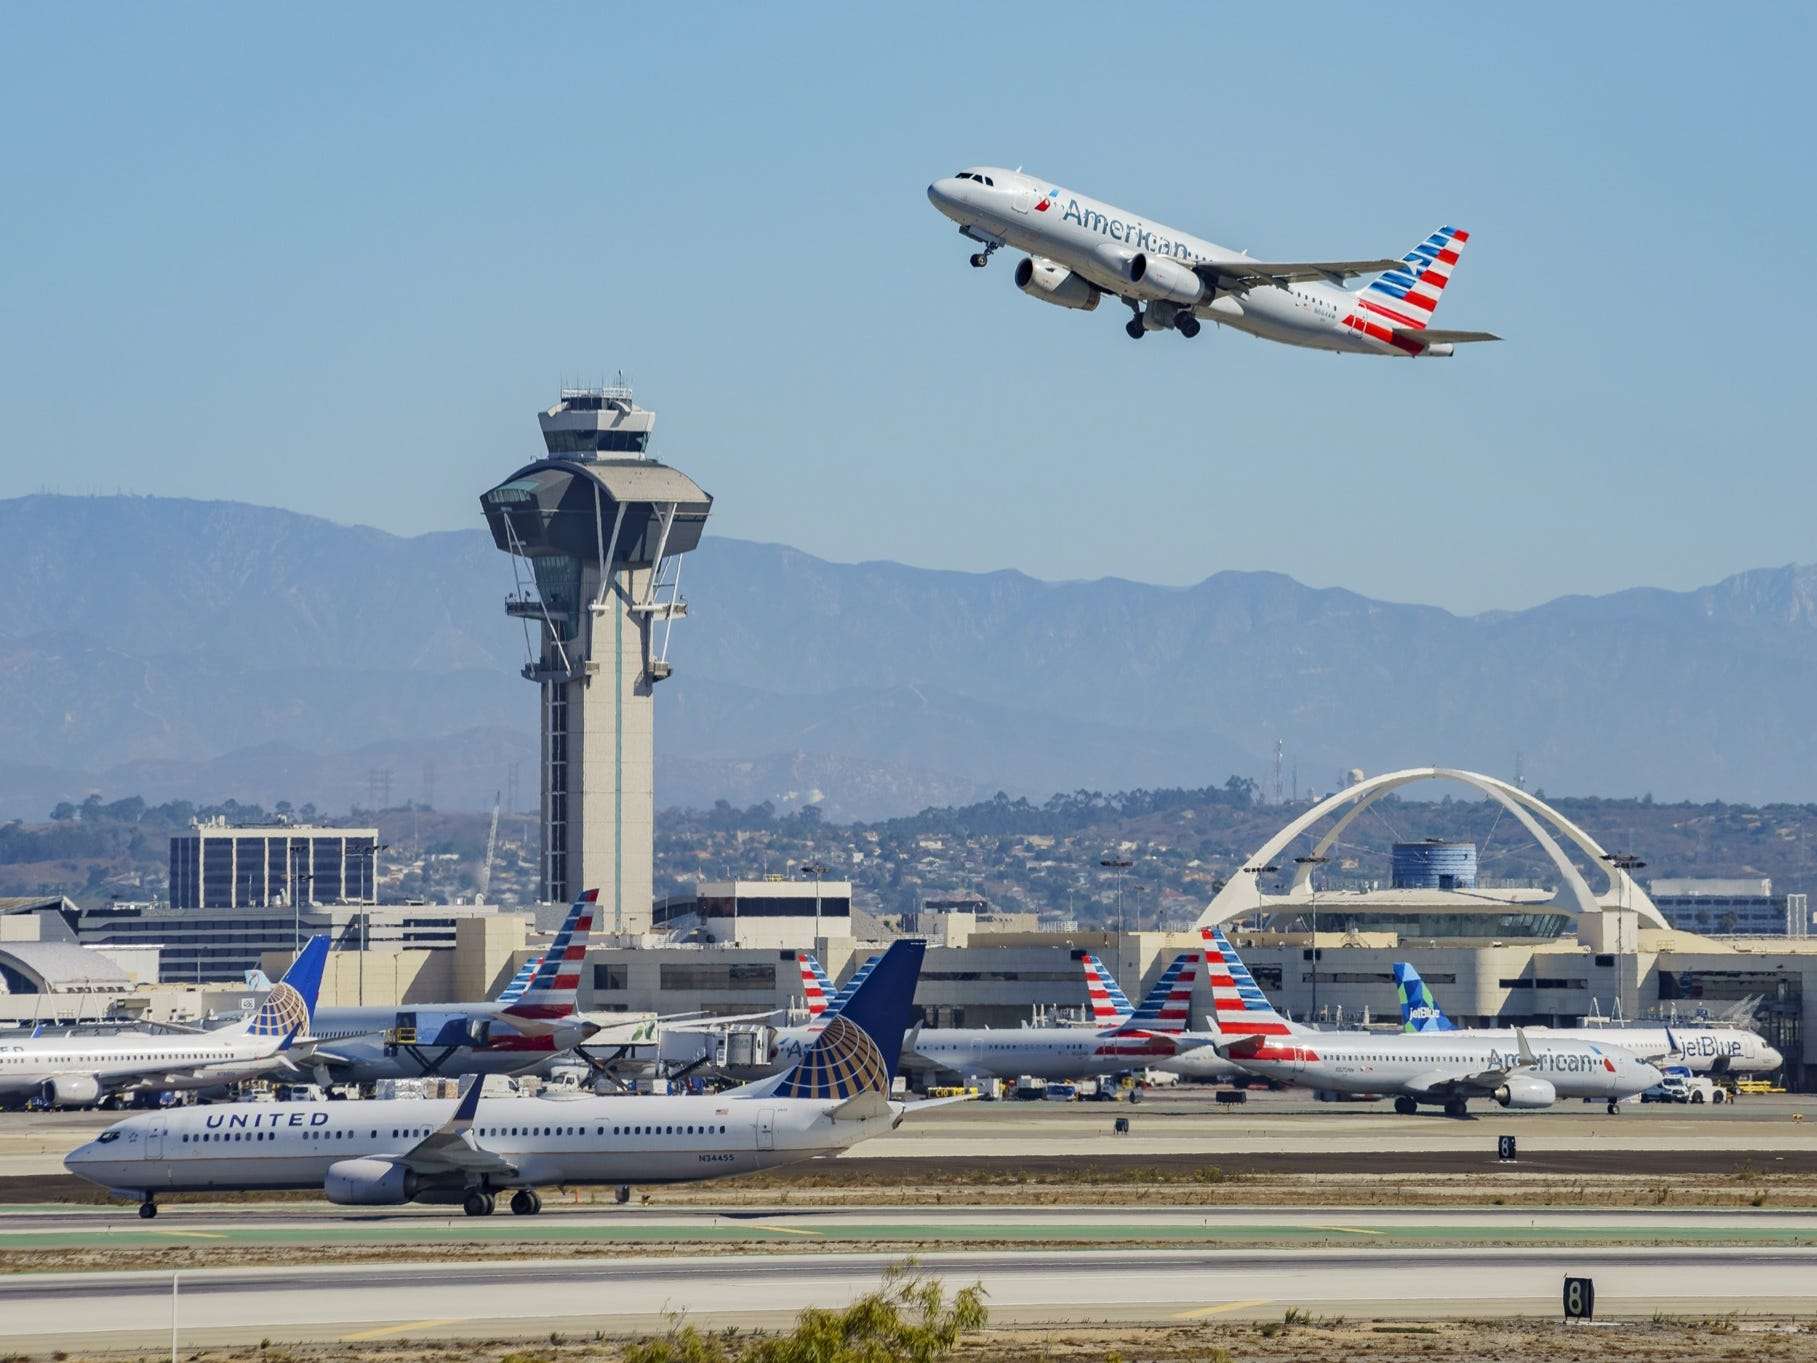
xmin=2 ymin=6 xmax=1810 ymax=613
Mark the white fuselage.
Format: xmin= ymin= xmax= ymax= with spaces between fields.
xmin=64 ymin=1092 xmax=894 ymax=1199
xmin=306 ymin=1005 xmax=588 ymax=1085
xmin=928 ymin=168 xmax=1399 ymax=354
xmin=911 ymin=1026 xmax=1185 ymax=1082
xmin=0 ymin=1028 xmax=288 ymax=1103
xmin=1234 ymin=1033 xmax=1660 ymax=1103
xmin=1530 ymin=1026 xmax=1780 ymax=1075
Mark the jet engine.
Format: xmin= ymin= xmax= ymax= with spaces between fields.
xmin=324 ymin=1157 xmax=418 ymax=1206
xmin=1014 ymin=256 xmax=1101 ymax=311
xmin=40 ymin=1074 xmax=103 ymax=1108
xmin=1492 ymin=1075 xmax=1557 ymax=1110
xmin=1126 ymin=252 xmax=1205 ymax=306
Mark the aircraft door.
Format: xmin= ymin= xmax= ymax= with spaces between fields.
xmin=756 ymin=1108 xmax=776 ymax=1151
xmin=1010 ymin=188 xmax=1032 ymax=215
xmin=146 ymin=1121 xmax=165 ymax=1161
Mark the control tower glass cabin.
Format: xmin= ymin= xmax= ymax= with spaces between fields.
xmin=479 ymin=385 xmax=712 ymax=929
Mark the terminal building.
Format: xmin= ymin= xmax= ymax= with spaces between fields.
xmin=167 ymin=820 xmax=379 ymax=909
xmin=1650 ymin=878 xmax=1810 ymax=938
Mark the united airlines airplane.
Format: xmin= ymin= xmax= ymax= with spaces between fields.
xmin=0 ymin=937 xmax=328 ymax=1110
xmin=927 ymin=167 xmax=1499 ymax=355
xmin=65 ymin=940 xmax=931 ymax=1220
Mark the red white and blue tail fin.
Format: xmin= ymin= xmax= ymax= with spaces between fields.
xmin=1355 ymin=226 xmax=1470 ymax=332
xmin=1201 ymin=926 xmax=1294 ymax=1037
xmin=1112 ymin=950 xmax=1199 ymax=1035
xmin=1079 ymin=952 xmax=1134 ymax=1025
xmin=502 ymin=890 xmax=595 ymax=1026
xmin=798 ymin=952 xmax=834 ymax=1016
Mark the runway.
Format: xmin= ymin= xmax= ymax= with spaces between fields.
xmin=6 ymin=1244 xmax=1817 ymax=1348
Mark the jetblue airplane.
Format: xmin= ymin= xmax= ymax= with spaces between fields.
xmin=1204 ymin=929 xmax=1658 ymax=1116
xmin=1392 ymin=962 xmax=1783 ymax=1076
xmin=65 ymin=940 xmax=931 ymax=1220
xmin=927 ymin=166 xmax=1498 ymax=355
xmin=0 ymin=937 xmax=328 ymax=1109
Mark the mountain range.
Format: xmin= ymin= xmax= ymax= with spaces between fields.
xmin=1 ymin=493 xmax=1812 ymax=820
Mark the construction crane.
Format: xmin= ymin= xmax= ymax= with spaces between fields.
xmin=476 ymin=791 xmax=501 ymax=905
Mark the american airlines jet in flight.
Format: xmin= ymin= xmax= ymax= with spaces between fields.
xmin=926 ymin=167 xmax=1499 ymax=356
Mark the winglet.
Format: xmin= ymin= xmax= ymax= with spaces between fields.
xmin=449 ymin=1076 xmax=485 ymax=1131
xmin=1514 ymin=1026 xmax=1537 ymax=1066
xmin=277 ymin=1023 xmax=301 ymax=1052
xmin=1665 ymin=1026 xmax=1682 ymax=1057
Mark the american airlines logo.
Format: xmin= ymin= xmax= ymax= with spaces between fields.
xmin=1058 ymin=199 xmax=1197 ymax=263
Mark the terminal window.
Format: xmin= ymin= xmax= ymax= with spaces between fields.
xmin=659 ymin=963 xmax=776 ymax=992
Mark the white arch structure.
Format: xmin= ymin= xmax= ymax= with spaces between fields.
xmin=1195 ymin=766 xmax=1668 ymax=930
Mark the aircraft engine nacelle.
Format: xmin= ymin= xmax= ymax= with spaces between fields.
xmin=1014 ymin=256 xmax=1100 ymax=311
xmin=1492 ymin=1075 xmax=1557 ymax=1110
xmin=1126 ymin=252 xmax=1205 ymax=306
xmin=324 ymin=1157 xmax=418 ymax=1206
xmin=40 ymin=1074 xmax=104 ymax=1108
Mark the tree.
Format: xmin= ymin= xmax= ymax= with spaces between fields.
xmin=623 ymin=1264 xmax=987 ymax=1363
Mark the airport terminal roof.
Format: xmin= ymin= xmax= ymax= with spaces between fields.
xmin=0 ymin=941 xmax=132 ymax=994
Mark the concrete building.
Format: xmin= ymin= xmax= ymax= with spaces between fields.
xmin=168 ymin=820 xmax=379 ymax=909
xmin=1650 ymin=878 xmax=1811 ymax=938
xmin=480 ymin=383 xmax=712 ymax=927
xmin=652 ymin=878 xmax=856 ymax=949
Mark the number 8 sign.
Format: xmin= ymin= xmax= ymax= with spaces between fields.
xmin=1563 ymin=1276 xmax=1595 ymax=1321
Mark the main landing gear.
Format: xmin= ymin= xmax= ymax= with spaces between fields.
xmin=1124 ymin=302 xmax=1201 ymax=339
xmin=1443 ymin=1098 xmax=1469 ymax=1119
xmin=138 ymin=1199 xmax=158 ymax=1220
xmin=1176 ymin=312 xmax=1202 ymax=338
xmin=462 ymin=1190 xmax=497 ymax=1217
xmin=509 ymin=1189 xmax=543 ymax=1216
xmin=1607 ymin=1100 xmax=1622 ymax=1115
xmin=1393 ymin=1095 xmax=1418 ymax=1116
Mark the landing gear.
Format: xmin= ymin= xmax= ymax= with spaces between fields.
xmin=1176 ymin=313 xmax=1202 ymax=339
xmin=614 ymin=1184 xmax=632 ymax=1205
xmin=968 ymin=241 xmax=999 ymax=268
xmin=1125 ymin=317 xmax=1145 ymax=339
xmin=1607 ymin=1101 xmax=1621 ymax=1115
xmin=1393 ymin=1095 xmax=1418 ymax=1116
xmin=138 ymin=1200 xmax=158 ymax=1220
xmin=1443 ymin=1098 xmax=1469 ymax=1119
xmin=463 ymin=1190 xmax=496 ymax=1217
xmin=509 ymin=1189 xmax=543 ymax=1217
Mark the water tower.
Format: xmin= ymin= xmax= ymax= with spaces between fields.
xmin=479 ymin=382 xmax=712 ymax=929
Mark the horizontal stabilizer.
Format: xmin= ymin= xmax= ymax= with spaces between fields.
xmin=1396 ymin=328 xmax=1501 ymax=344
xmin=830 ymin=1090 xmax=893 ymax=1121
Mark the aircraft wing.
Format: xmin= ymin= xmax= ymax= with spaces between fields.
xmin=1394 ymin=327 xmax=1502 ymax=344
xmin=1202 ymin=256 xmax=1405 ymax=288
xmin=397 ymin=1081 xmax=518 ymax=1178
xmin=1401 ymin=1068 xmax=1508 ymax=1100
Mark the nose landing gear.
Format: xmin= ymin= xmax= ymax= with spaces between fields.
xmin=968 ymin=241 xmax=1000 ymax=268
xmin=138 ymin=1199 xmax=158 ymax=1220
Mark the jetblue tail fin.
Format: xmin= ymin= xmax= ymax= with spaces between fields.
xmin=245 ymin=935 xmax=329 ymax=1039
xmin=1355 ymin=226 xmax=1470 ymax=331
xmin=742 ymin=939 xmax=925 ymax=1101
xmin=1114 ymin=951 xmax=1198 ymax=1035
xmin=1200 ymin=926 xmax=1294 ymax=1037
xmin=502 ymin=891 xmax=596 ymax=1023
xmin=1393 ymin=962 xmax=1456 ymax=1032
xmin=1078 ymin=952 xmax=1133 ymax=1024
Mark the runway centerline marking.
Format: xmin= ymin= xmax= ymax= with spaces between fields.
xmin=756 ymin=1224 xmax=825 ymax=1237
xmin=1311 ymin=1225 xmax=1385 ymax=1236
xmin=340 ymin=1318 xmax=467 ymax=1341
xmin=154 ymin=1230 xmax=226 ymax=1240
xmin=1175 ymin=1298 xmax=1270 ymax=1320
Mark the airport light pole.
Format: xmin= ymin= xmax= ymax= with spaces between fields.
xmin=1100 ymin=856 xmax=1133 ymax=933
xmin=801 ymin=861 xmax=828 ymax=944
xmin=1600 ymin=852 xmax=1647 ymax=1021
xmin=352 ymin=842 xmax=389 ymax=1007
xmin=1295 ymin=854 xmax=1330 ymax=1024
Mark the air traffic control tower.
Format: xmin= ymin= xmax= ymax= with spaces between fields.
xmin=479 ymin=384 xmax=712 ymax=929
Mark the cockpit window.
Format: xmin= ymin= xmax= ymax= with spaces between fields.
xmin=97 ymin=1129 xmax=120 ymax=1144
xmin=983 ymin=176 xmax=994 ymax=187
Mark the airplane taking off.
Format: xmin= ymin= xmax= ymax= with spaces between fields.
xmin=66 ymin=940 xmax=932 ymax=1220
xmin=0 ymin=937 xmax=329 ymax=1110
xmin=1392 ymin=962 xmax=1784 ymax=1076
xmin=927 ymin=167 xmax=1498 ymax=355
xmin=1204 ymin=929 xmax=1659 ymax=1116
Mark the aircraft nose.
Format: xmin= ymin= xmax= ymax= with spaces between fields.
xmin=1764 ymin=1046 xmax=1784 ymax=1068
xmin=927 ymin=178 xmax=960 ymax=214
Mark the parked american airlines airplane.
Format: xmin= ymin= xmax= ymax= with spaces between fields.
xmin=927 ymin=167 xmax=1498 ymax=355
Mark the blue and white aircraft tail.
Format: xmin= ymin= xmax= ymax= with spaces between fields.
xmin=797 ymin=951 xmax=881 ymax=1020
xmin=494 ymin=955 xmax=543 ymax=1006
xmin=1111 ymin=951 xmax=1198 ymax=1036
xmin=1394 ymin=962 xmax=1458 ymax=1033
xmin=738 ymin=939 xmax=925 ymax=1102
xmin=237 ymin=936 xmax=329 ymax=1040
xmin=1079 ymin=952 xmax=1134 ymax=1025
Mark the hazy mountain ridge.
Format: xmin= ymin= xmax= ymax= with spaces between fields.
xmin=0 ymin=494 xmax=1812 ymax=818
